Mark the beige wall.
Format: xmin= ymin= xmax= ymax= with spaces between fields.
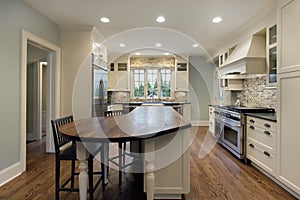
xmin=60 ymin=28 xmax=94 ymax=119
xmin=0 ymin=0 xmax=60 ymax=174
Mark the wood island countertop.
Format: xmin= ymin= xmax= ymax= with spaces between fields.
xmin=59 ymin=106 xmax=191 ymax=143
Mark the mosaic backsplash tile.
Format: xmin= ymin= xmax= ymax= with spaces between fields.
xmin=232 ymin=76 xmax=277 ymax=110
xmin=109 ymin=91 xmax=130 ymax=103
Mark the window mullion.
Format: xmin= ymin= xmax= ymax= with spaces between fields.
xmin=144 ymin=70 xmax=147 ymax=99
xmin=158 ymin=70 xmax=161 ymax=99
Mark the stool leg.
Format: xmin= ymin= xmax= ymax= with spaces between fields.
xmin=71 ymin=159 xmax=75 ymax=188
xmin=118 ymin=142 xmax=122 ymax=186
xmin=55 ymin=159 xmax=60 ymax=200
xmin=88 ymin=156 xmax=93 ymax=200
xmin=100 ymin=149 xmax=106 ymax=191
xmin=123 ymin=142 xmax=126 ymax=166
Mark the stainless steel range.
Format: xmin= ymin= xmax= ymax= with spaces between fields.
xmin=214 ymin=106 xmax=274 ymax=159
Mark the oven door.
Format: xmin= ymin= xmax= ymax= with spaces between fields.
xmin=221 ymin=120 xmax=243 ymax=155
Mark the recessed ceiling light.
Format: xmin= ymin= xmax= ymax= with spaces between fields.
xmin=156 ymin=16 xmax=166 ymax=23
xmin=164 ymin=52 xmax=170 ymax=55
xmin=119 ymin=43 xmax=126 ymax=47
xmin=192 ymin=43 xmax=199 ymax=48
xmin=212 ymin=17 xmax=222 ymax=23
xmin=100 ymin=17 xmax=110 ymax=23
xmin=135 ymin=52 xmax=141 ymax=55
xmin=155 ymin=43 xmax=162 ymax=47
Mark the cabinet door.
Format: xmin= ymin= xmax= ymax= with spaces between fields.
xmin=278 ymin=0 xmax=300 ymax=72
xmin=208 ymin=106 xmax=215 ymax=135
xmin=115 ymin=71 xmax=129 ymax=91
xmin=108 ymin=63 xmax=116 ymax=90
xmin=175 ymin=63 xmax=189 ymax=91
xmin=183 ymin=104 xmax=191 ymax=122
xmin=175 ymin=71 xmax=188 ymax=91
xmin=278 ymin=71 xmax=300 ymax=194
xmin=144 ymin=128 xmax=190 ymax=198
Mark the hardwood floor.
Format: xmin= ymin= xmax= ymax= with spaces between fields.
xmin=0 ymin=127 xmax=296 ymax=200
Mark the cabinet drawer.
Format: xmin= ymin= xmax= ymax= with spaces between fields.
xmin=247 ymin=116 xmax=277 ymax=132
xmin=247 ymin=125 xmax=276 ymax=152
xmin=247 ymin=140 xmax=276 ymax=175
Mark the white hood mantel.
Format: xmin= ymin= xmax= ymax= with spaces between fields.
xmin=218 ymin=34 xmax=266 ymax=78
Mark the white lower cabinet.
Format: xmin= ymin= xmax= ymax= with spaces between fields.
xmin=247 ymin=139 xmax=276 ymax=175
xmin=247 ymin=116 xmax=277 ymax=175
xmin=183 ymin=104 xmax=191 ymax=123
xmin=208 ymin=106 xmax=215 ymax=135
xmin=144 ymin=128 xmax=190 ymax=199
xmin=278 ymin=71 xmax=300 ymax=196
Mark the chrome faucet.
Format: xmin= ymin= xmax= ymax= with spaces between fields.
xmin=235 ymin=99 xmax=241 ymax=107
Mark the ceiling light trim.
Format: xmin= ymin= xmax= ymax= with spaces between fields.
xmin=100 ymin=17 xmax=110 ymax=23
xmin=212 ymin=17 xmax=222 ymax=23
xmin=156 ymin=16 xmax=166 ymax=23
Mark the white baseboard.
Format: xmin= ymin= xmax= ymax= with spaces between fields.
xmin=191 ymin=120 xmax=209 ymax=127
xmin=26 ymin=132 xmax=35 ymax=141
xmin=154 ymin=193 xmax=182 ymax=199
xmin=0 ymin=162 xmax=22 ymax=187
xmin=251 ymin=163 xmax=300 ymax=199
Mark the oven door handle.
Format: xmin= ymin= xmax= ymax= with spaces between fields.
xmin=224 ymin=121 xmax=241 ymax=128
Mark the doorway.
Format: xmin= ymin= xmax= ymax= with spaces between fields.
xmin=21 ymin=30 xmax=61 ymax=172
xmin=26 ymin=44 xmax=47 ymax=141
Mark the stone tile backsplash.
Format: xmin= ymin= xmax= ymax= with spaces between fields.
xmin=232 ymin=75 xmax=277 ymax=110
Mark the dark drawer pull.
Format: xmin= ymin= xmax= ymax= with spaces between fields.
xmin=264 ymin=151 xmax=271 ymax=157
xmin=249 ymin=144 xmax=255 ymax=148
xmin=264 ymin=131 xmax=271 ymax=136
xmin=264 ymin=123 xmax=271 ymax=128
xmin=250 ymin=119 xmax=255 ymax=123
xmin=249 ymin=126 xmax=255 ymax=130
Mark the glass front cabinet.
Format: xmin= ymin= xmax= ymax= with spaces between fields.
xmin=266 ymin=24 xmax=277 ymax=87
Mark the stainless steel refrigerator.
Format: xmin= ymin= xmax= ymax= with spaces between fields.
xmin=92 ymin=54 xmax=108 ymax=117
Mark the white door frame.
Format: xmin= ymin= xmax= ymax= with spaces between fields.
xmin=21 ymin=29 xmax=61 ymax=172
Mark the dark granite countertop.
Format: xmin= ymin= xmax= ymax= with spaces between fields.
xmin=245 ymin=112 xmax=277 ymax=122
xmin=113 ymin=102 xmax=191 ymax=106
xmin=209 ymin=104 xmax=217 ymax=107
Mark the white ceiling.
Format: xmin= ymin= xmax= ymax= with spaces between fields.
xmin=24 ymin=0 xmax=276 ymax=57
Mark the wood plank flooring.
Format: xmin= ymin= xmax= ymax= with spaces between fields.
xmin=0 ymin=127 xmax=296 ymax=200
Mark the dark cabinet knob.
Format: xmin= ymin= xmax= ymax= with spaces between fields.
xmin=249 ymin=126 xmax=255 ymax=130
xmin=250 ymin=119 xmax=255 ymax=123
xmin=264 ymin=123 xmax=271 ymax=128
xmin=264 ymin=151 xmax=271 ymax=157
xmin=264 ymin=131 xmax=271 ymax=135
xmin=249 ymin=144 xmax=255 ymax=148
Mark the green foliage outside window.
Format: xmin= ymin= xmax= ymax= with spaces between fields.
xmin=134 ymin=82 xmax=144 ymax=97
xmin=161 ymin=80 xmax=170 ymax=97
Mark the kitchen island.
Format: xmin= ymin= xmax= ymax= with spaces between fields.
xmin=112 ymin=101 xmax=191 ymax=122
xmin=59 ymin=106 xmax=191 ymax=200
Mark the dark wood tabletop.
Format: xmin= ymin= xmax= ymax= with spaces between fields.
xmin=58 ymin=106 xmax=191 ymax=143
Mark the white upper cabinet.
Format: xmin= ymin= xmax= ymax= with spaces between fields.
xmin=175 ymin=62 xmax=189 ymax=91
xmin=266 ymin=24 xmax=278 ymax=87
xmin=108 ymin=62 xmax=130 ymax=91
xmin=278 ymin=0 xmax=300 ymax=73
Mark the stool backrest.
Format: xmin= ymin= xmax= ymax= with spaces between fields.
xmin=51 ymin=115 xmax=74 ymax=154
xmin=104 ymin=110 xmax=125 ymax=117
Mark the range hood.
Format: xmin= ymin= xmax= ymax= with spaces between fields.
xmin=218 ymin=34 xmax=266 ymax=78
